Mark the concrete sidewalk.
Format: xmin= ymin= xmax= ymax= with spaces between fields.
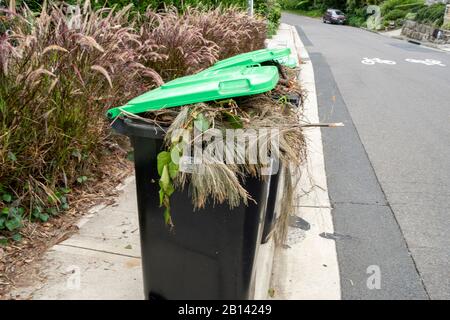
xmin=10 ymin=23 xmax=340 ymax=300
xmin=11 ymin=176 xmax=144 ymax=300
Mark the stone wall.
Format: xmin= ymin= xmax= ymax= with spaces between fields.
xmin=402 ymin=20 xmax=450 ymax=44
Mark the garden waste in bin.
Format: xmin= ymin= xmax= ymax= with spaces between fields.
xmin=197 ymin=48 xmax=295 ymax=244
xmin=107 ymin=64 xmax=281 ymax=299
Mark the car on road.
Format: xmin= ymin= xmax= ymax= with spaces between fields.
xmin=323 ymin=9 xmax=346 ymax=24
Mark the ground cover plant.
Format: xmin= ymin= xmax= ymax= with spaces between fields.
xmin=0 ymin=3 xmax=163 ymax=241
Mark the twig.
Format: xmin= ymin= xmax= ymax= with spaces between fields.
xmin=301 ymin=122 xmax=344 ymax=128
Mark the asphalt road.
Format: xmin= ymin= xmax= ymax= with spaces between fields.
xmin=282 ymin=12 xmax=450 ymax=299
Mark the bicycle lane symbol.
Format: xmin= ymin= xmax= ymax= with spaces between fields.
xmin=405 ymin=58 xmax=446 ymax=67
xmin=361 ymin=57 xmax=397 ymax=65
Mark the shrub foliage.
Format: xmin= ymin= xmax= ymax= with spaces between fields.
xmin=415 ymin=3 xmax=446 ymax=27
xmin=0 ymin=1 xmax=267 ymax=239
xmin=0 ymin=3 xmax=163 ymax=235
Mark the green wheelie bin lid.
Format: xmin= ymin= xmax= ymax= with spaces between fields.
xmin=206 ymin=48 xmax=291 ymax=72
xmin=107 ymin=65 xmax=279 ymax=119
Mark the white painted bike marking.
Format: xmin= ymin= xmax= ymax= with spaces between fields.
xmin=405 ymin=58 xmax=446 ymax=67
xmin=362 ymin=57 xmax=397 ymax=65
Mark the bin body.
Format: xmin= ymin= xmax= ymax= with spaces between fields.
xmin=114 ymin=118 xmax=270 ymax=299
xmin=261 ymin=169 xmax=280 ymax=244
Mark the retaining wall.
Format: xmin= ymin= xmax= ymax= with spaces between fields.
xmin=402 ymin=20 xmax=450 ymax=44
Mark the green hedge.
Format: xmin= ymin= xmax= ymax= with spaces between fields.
xmin=16 ymin=1 xmax=281 ymax=37
xmin=380 ymin=0 xmax=421 ymax=15
xmin=347 ymin=14 xmax=366 ymax=27
xmin=279 ymin=0 xmax=312 ymax=10
xmin=383 ymin=9 xmax=407 ymax=21
xmin=255 ymin=0 xmax=281 ymax=35
xmin=394 ymin=2 xmax=424 ymax=12
xmin=415 ymin=3 xmax=446 ymax=27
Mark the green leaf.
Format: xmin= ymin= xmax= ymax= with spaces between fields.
xmin=39 ymin=213 xmax=49 ymax=222
xmin=194 ymin=113 xmax=210 ymax=132
xmin=163 ymin=207 xmax=172 ymax=226
xmin=12 ymin=233 xmax=22 ymax=242
xmin=159 ymin=182 xmax=174 ymax=198
xmin=48 ymin=207 xmax=58 ymax=216
xmin=0 ymin=98 xmax=4 ymax=114
xmin=0 ymin=238 xmax=7 ymax=246
xmin=1 ymin=207 xmax=9 ymax=215
xmin=171 ymin=141 xmax=184 ymax=155
xmin=157 ymin=143 xmax=180 ymax=227
xmin=2 ymin=194 xmax=12 ymax=203
xmin=61 ymin=188 xmax=71 ymax=194
xmin=159 ymin=169 xmax=174 ymax=197
xmin=71 ymin=149 xmax=82 ymax=161
xmin=170 ymin=130 xmax=183 ymax=144
xmin=5 ymin=216 xmax=22 ymax=231
xmin=76 ymin=176 xmax=87 ymax=183
xmin=157 ymin=151 xmax=171 ymax=176
xmin=47 ymin=195 xmax=56 ymax=204
xmin=9 ymin=207 xmax=17 ymax=215
xmin=159 ymin=165 xmax=171 ymax=191
xmin=159 ymin=189 xmax=164 ymax=207
xmin=61 ymin=203 xmax=69 ymax=210
xmin=32 ymin=208 xmax=40 ymax=218
xmin=277 ymin=95 xmax=288 ymax=104
xmin=168 ymin=161 xmax=179 ymax=179
xmin=223 ymin=111 xmax=243 ymax=129
xmin=166 ymin=183 xmax=174 ymax=197
xmin=7 ymin=151 xmax=17 ymax=162
xmin=0 ymin=217 xmax=5 ymax=229
xmin=126 ymin=151 xmax=134 ymax=161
